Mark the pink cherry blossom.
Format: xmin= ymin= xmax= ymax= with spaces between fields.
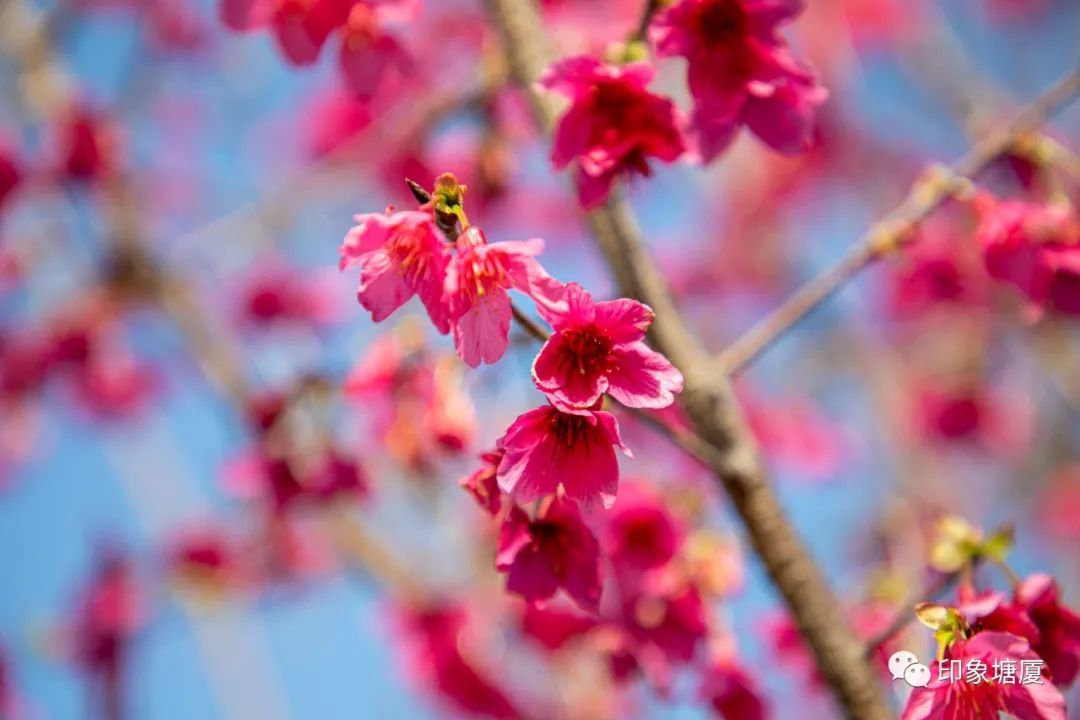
xmin=902 ymin=632 xmax=1066 ymax=720
xmin=53 ymin=103 xmax=120 ymax=183
xmin=977 ymin=198 xmax=1080 ymax=317
xmin=532 ymin=282 xmax=683 ymax=410
xmin=496 ymin=403 xmax=631 ymax=509
xmin=444 ymin=227 xmax=564 ymax=367
xmin=396 ymin=603 xmax=523 ymax=719
xmin=649 ymin=0 xmax=827 ymax=161
xmin=1017 ymin=575 xmax=1080 ymax=687
xmin=338 ymin=1 xmax=414 ymax=100
xmin=699 ymin=659 xmax=769 ymax=720
xmin=621 ymin=582 xmax=709 ymax=673
xmin=71 ymin=550 xmax=144 ymax=720
xmin=339 ymin=209 xmax=451 ymax=332
xmin=0 ymin=141 xmax=20 ymax=214
xmin=496 ymin=498 xmax=602 ymax=611
xmin=518 ymin=602 xmax=598 ymax=651
xmin=603 ymin=483 xmax=683 ymax=572
xmin=168 ymin=524 xmax=246 ymax=593
xmin=539 ymin=55 xmax=686 ymax=208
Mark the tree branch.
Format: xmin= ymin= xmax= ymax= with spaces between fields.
xmin=480 ymin=0 xmax=894 ymax=716
xmin=716 ymin=65 xmax=1080 ymax=376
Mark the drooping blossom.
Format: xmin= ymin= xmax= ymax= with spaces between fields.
xmin=339 ymin=209 xmax=451 ymax=332
xmin=460 ymin=449 xmax=504 ymax=516
xmin=396 ymin=602 xmax=523 ymax=719
xmin=901 ymin=632 xmax=1066 ymax=720
xmin=539 ymin=55 xmax=686 ymax=208
xmin=496 ymin=499 xmax=602 ymax=611
xmin=444 ymin=227 xmax=563 ymax=367
xmin=699 ymin=658 xmax=769 ymax=720
xmin=649 ymin=0 xmax=827 ymax=161
xmin=496 ymin=403 xmax=631 ymax=509
xmin=532 ymin=283 xmax=683 ymax=410
xmin=70 ymin=551 xmax=144 ymax=720
xmin=976 ymin=199 xmax=1080 ymax=317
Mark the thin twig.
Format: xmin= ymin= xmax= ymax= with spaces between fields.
xmin=716 ymin=65 xmax=1080 ymax=376
xmin=863 ymin=570 xmax=964 ymax=658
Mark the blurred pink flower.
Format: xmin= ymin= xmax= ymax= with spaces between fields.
xmin=71 ymin=551 xmax=144 ymax=720
xmin=977 ymin=198 xmax=1080 ymax=317
xmin=699 ymin=659 xmax=769 ymax=720
xmin=496 ymin=498 xmax=602 ymax=611
xmin=518 ymin=602 xmax=598 ymax=651
xmin=603 ymin=483 xmax=683 ymax=573
xmin=0 ymin=140 xmax=21 ymax=214
xmin=496 ymin=403 xmax=631 ymax=509
xmin=650 ymin=0 xmax=826 ymax=160
xmin=396 ymin=603 xmax=523 ymax=719
xmin=540 ymin=55 xmax=686 ymax=208
xmin=533 ymin=282 xmax=682 ymax=410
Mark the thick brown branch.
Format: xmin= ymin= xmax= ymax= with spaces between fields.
xmin=717 ymin=66 xmax=1080 ymax=376
xmin=480 ymin=0 xmax=893 ymax=716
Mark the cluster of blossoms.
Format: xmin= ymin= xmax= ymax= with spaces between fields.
xmin=541 ymin=0 xmax=826 ymax=208
xmin=339 ymin=173 xmax=683 ymax=508
xmin=338 ymin=174 xmax=782 ymax=714
xmin=220 ymin=0 xmax=415 ymax=101
xmin=900 ymin=572 xmax=1080 ymax=720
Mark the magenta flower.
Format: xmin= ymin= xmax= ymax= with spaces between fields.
xmin=532 ymin=282 xmax=683 ymax=411
xmin=699 ymin=659 xmax=769 ymax=720
xmin=977 ymin=199 xmax=1080 ymax=317
xmin=445 ymin=227 xmax=564 ymax=367
xmin=395 ymin=603 xmax=523 ymax=719
xmin=496 ymin=499 xmax=602 ymax=612
xmin=496 ymin=403 xmax=631 ymax=509
xmin=902 ymin=632 xmax=1066 ymax=720
xmin=604 ymin=483 xmax=683 ymax=572
xmin=649 ymin=0 xmax=827 ymax=161
xmin=1019 ymin=575 xmax=1080 ymax=686
xmin=539 ymin=55 xmax=686 ymax=209
xmin=339 ymin=209 xmax=451 ymax=333
xmin=338 ymin=1 xmax=415 ymax=100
